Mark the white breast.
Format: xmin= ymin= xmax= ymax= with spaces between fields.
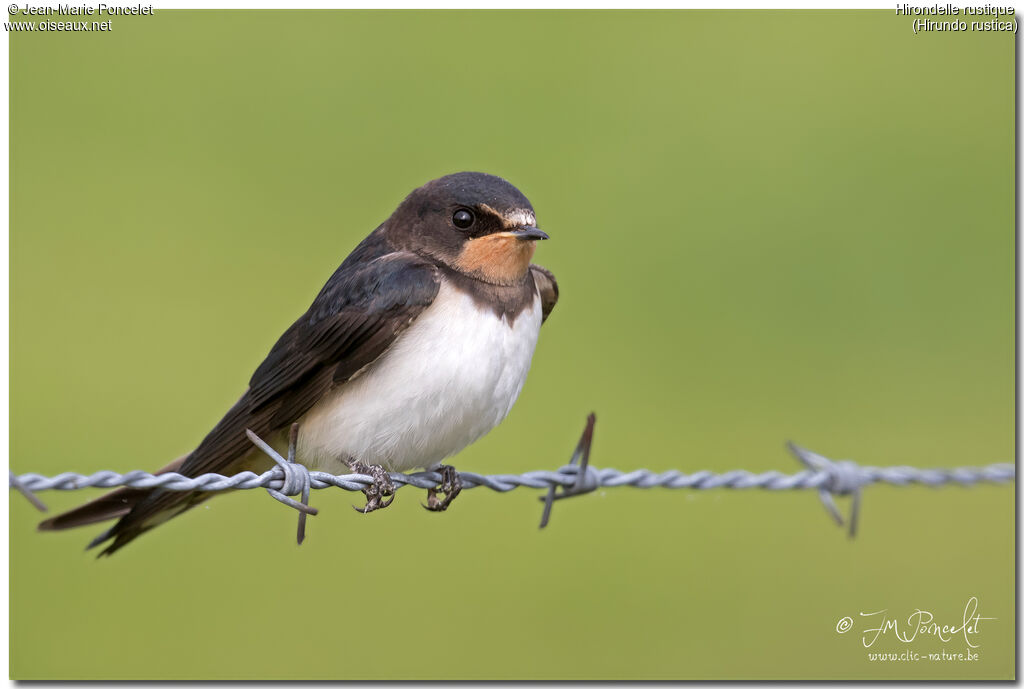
xmin=295 ymin=281 xmax=543 ymax=472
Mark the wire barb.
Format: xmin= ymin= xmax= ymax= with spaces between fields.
xmin=287 ymin=423 xmax=310 ymax=544
xmin=243 ymin=427 xmax=318 ymax=546
xmin=539 ymin=412 xmax=596 ymax=528
xmin=787 ymin=442 xmax=864 ymax=538
xmin=9 ymin=470 xmax=47 ymax=512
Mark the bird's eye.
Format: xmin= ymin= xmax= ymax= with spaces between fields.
xmin=452 ymin=209 xmax=475 ymax=229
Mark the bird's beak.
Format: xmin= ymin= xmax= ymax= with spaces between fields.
xmin=510 ymin=226 xmax=549 ymax=241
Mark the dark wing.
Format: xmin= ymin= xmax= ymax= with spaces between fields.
xmin=249 ymin=253 xmax=442 ymax=416
xmin=181 ymin=251 xmax=441 ymax=478
xmin=529 ymin=264 xmax=558 ymax=323
xmin=89 ymin=250 xmax=441 ymax=555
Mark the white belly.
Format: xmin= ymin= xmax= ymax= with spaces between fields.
xmin=295 ymin=281 xmax=543 ymax=472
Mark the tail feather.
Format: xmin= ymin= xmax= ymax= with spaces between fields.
xmin=38 ymin=487 xmax=138 ymax=531
xmin=45 ymin=390 xmax=278 ymax=556
xmin=90 ymin=492 xmax=210 ymax=557
xmin=86 ymin=392 xmax=279 ymax=556
xmin=37 ymin=455 xmax=188 ymax=533
xmin=86 ymin=525 xmax=117 ymax=551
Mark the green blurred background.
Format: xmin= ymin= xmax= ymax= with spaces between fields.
xmin=9 ymin=9 xmax=1014 ymax=680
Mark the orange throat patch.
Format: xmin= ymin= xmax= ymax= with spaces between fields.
xmin=454 ymin=233 xmax=537 ymax=285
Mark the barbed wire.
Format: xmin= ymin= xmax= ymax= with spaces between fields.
xmin=9 ymin=414 xmax=1015 ymax=541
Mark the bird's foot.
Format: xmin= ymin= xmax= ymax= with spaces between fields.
xmin=346 ymin=459 xmax=395 ymax=514
xmin=423 ymin=464 xmax=462 ymax=512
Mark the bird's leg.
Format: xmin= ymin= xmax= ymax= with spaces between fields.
xmin=423 ymin=464 xmax=462 ymax=512
xmin=345 ymin=458 xmax=395 ymax=514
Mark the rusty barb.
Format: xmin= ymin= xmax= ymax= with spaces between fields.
xmin=10 ymin=413 xmax=1015 ymax=546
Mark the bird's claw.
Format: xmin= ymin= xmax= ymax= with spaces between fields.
xmin=422 ymin=464 xmax=462 ymax=512
xmin=347 ymin=460 xmax=395 ymax=514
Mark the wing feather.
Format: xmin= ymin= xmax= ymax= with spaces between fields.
xmin=90 ymin=250 xmax=441 ymax=554
xmin=187 ymin=251 xmax=441 ymax=478
xmin=529 ymin=264 xmax=559 ymax=323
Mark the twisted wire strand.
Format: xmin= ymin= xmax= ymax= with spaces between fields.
xmin=10 ymin=461 xmax=1015 ymax=495
xmin=8 ymin=417 xmax=1016 ymax=539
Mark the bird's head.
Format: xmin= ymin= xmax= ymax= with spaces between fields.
xmin=386 ymin=172 xmax=548 ymax=286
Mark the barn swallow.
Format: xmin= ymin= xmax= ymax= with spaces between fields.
xmin=39 ymin=172 xmax=558 ymax=555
